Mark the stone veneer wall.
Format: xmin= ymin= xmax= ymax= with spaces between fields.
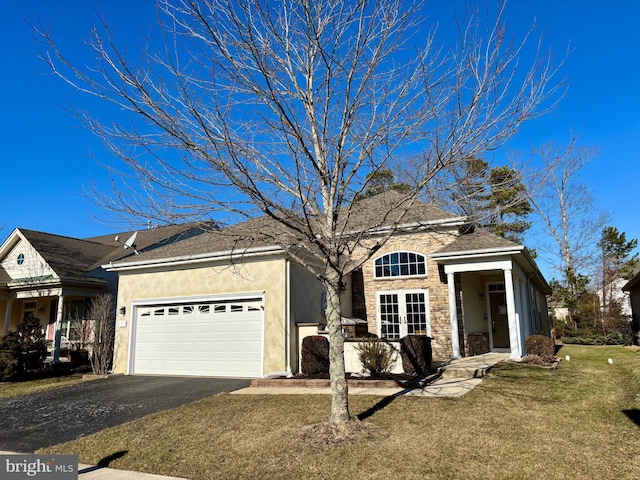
xmin=354 ymin=229 xmax=460 ymax=360
xmin=351 ymin=269 xmax=367 ymax=320
xmin=464 ymin=332 xmax=490 ymax=356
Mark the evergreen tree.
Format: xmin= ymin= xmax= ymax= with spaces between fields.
xmin=484 ymin=165 xmax=533 ymax=242
xmin=437 ymin=159 xmax=532 ymax=243
xmin=448 ymin=157 xmax=490 ymax=218
xmin=355 ymin=169 xmax=410 ymax=200
xmin=598 ymin=226 xmax=638 ymax=330
xmin=0 ymin=314 xmax=47 ymax=380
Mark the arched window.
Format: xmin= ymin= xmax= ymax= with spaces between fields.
xmin=374 ymin=251 xmax=426 ymax=278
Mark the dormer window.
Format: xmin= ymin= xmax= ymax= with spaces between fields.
xmin=374 ymin=251 xmax=426 ymax=278
xmin=17 ymin=253 xmax=25 ymax=265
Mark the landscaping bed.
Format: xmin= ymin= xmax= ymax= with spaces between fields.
xmin=251 ymin=371 xmax=440 ymax=389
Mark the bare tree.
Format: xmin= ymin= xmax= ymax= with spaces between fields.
xmin=87 ymin=293 xmax=115 ymax=376
xmin=528 ymin=138 xmax=608 ymax=278
xmin=38 ymin=0 xmax=563 ymax=425
xmin=526 ymin=138 xmax=609 ymax=328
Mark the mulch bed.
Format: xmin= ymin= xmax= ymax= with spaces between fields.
xmin=251 ymin=371 xmax=440 ymax=389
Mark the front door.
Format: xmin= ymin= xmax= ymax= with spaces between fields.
xmin=489 ymin=286 xmax=509 ymax=349
xmin=377 ymin=290 xmax=430 ymax=339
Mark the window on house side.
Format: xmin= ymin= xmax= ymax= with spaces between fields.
xmin=374 ymin=251 xmax=426 ymax=278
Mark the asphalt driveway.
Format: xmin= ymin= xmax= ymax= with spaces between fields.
xmin=0 ymin=375 xmax=250 ymax=453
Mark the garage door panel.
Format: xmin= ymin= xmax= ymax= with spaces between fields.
xmin=132 ymin=298 xmax=263 ymax=377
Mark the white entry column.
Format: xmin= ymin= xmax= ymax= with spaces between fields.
xmin=447 ymin=273 xmax=461 ymax=359
xmin=53 ymin=295 xmax=64 ymax=362
xmin=3 ymin=299 xmax=12 ymax=334
xmin=519 ymin=279 xmax=530 ymax=343
xmin=503 ymin=268 xmax=522 ymax=359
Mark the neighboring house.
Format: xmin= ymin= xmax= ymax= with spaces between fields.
xmin=598 ymin=278 xmax=633 ymax=318
xmin=103 ymin=193 xmax=551 ymax=379
xmin=0 ymin=225 xmax=205 ymax=361
xmin=622 ymin=271 xmax=640 ymax=342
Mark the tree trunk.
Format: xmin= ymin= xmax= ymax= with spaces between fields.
xmin=324 ymin=275 xmax=351 ymax=425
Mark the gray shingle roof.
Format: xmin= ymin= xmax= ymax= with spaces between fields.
xmin=20 ymin=229 xmax=117 ymax=279
xmin=0 ymin=265 xmax=11 ymax=286
xmin=339 ymin=191 xmax=461 ymax=232
xmin=16 ymin=224 xmax=206 ymax=279
xmin=433 ymin=229 xmax=522 ymax=255
xmin=110 ymin=193 xmax=465 ymax=266
xmin=109 ymin=217 xmax=286 ymax=264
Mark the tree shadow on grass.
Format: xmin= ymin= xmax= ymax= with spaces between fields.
xmin=356 ymin=390 xmax=410 ymax=421
xmin=78 ymin=450 xmax=128 ymax=474
xmin=623 ymin=409 xmax=640 ymax=427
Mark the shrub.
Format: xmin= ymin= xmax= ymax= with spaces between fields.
xmin=525 ymin=334 xmax=555 ymax=360
xmin=562 ymin=330 xmax=631 ymax=346
xmin=400 ymin=335 xmax=432 ymax=375
xmin=87 ymin=293 xmax=116 ymax=375
xmin=356 ymin=338 xmax=396 ymax=376
xmin=0 ymin=332 xmax=22 ymax=380
xmin=18 ymin=315 xmax=48 ymax=372
xmin=301 ymin=335 xmax=329 ymax=375
xmin=0 ymin=315 xmax=47 ymax=381
xmin=520 ymin=354 xmax=556 ymax=367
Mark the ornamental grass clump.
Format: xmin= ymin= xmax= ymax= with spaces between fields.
xmin=356 ymin=338 xmax=397 ymax=376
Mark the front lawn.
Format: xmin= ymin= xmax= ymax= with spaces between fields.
xmin=0 ymin=373 xmax=87 ymax=400
xmin=41 ymin=345 xmax=640 ymax=479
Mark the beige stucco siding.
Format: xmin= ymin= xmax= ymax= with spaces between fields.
xmin=112 ymin=256 xmax=288 ymax=376
xmin=460 ymin=272 xmax=488 ymax=334
xmin=289 ymin=262 xmax=325 ymax=373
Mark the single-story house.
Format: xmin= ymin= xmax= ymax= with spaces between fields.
xmin=101 ymin=193 xmax=551 ymax=378
xmin=0 ymin=224 xmax=205 ymax=361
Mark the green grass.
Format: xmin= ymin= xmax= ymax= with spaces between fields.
xmin=0 ymin=373 xmax=87 ymax=399
xmin=40 ymin=345 xmax=640 ymax=479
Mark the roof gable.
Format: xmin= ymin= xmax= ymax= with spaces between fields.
xmin=18 ymin=229 xmax=116 ymax=279
xmin=0 ymin=231 xmax=57 ymax=282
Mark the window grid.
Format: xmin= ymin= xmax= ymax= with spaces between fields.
xmin=374 ymin=252 xmax=426 ymax=278
xmin=405 ymin=292 xmax=427 ymax=335
xmin=379 ymin=293 xmax=400 ymax=339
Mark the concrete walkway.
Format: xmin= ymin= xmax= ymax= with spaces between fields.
xmin=233 ymin=352 xmax=509 ymax=398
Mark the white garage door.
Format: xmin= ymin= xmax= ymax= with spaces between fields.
xmin=132 ymin=297 xmax=263 ymax=377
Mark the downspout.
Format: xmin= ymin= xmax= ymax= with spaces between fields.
xmin=285 ymin=259 xmax=292 ymax=377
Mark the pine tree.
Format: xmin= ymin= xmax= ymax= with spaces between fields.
xmin=599 ymin=226 xmax=638 ymax=331
xmin=484 ymin=165 xmax=533 ymax=242
xmin=355 ymin=169 xmax=411 ymax=200
xmin=438 ymin=160 xmax=533 ymax=243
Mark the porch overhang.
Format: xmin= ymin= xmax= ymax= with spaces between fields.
xmin=6 ymin=276 xmax=108 ymax=299
xmin=431 ymin=246 xmax=550 ymax=296
xmin=431 ymin=246 xmax=549 ymax=361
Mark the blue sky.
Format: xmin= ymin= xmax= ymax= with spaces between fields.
xmin=1 ymin=1 xmax=639 ymax=279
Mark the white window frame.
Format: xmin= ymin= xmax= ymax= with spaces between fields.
xmin=373 ymin=251 xmax=428 ymax=279
xmin=376 ymin=289 xmax=431 ymax=339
